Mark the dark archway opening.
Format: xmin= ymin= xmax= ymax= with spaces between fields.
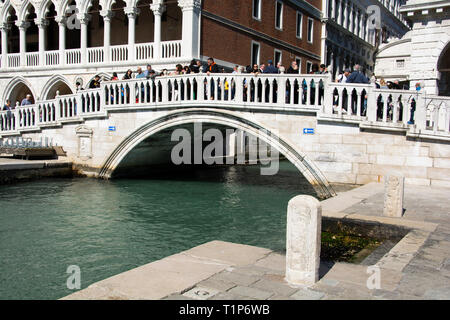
xmin=25 ymin=5 xmax=38 ymax=52
xmin=438 ymin=42 xmax=450 ymax=96
xmin=8 ymin=82 xmax=35 ymax=106
xmin=65 ymin=0 xmax=81 ymax=49
xmin=46 ymin=3 xmax=59 ymax=51
xmin=44 ymin=80 xmax=74 ymax=99
xmin=7 ymin=8 xmax=19 ymax=53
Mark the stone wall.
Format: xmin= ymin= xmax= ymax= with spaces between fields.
xmin=14 ymin=107 xmax=450 ymax=191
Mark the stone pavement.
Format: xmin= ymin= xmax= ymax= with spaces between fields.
xmin=63 ymin=182 xmax=450 ymax=300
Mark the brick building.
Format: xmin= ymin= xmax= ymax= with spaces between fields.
xmin=200 ymin=0 xmax=322 ymax=73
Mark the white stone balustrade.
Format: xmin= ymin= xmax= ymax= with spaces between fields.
xmin=0 ymin=74 xmax=449 ymax=141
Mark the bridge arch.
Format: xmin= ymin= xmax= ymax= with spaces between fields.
xmin=99 ymin=109 xmax=336 ymax=199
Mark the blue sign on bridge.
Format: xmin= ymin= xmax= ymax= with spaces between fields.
xmin=303 ymin=128 xmax=315 ymax=135
xmin=108 ymin=126 xmax=116 ymax=132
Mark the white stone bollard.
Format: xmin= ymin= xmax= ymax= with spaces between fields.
xmin=383 ymin=175 xmax=405 ymax=217
xmin=286 ymin=195 xmax=321 ymax=286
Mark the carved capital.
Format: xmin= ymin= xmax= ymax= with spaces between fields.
xmin=100 ymin=10 xmax=115 ymax=21
xmin=177 ymin=0 xmax=201 ymax=11
xmin=0 ymin=23 xmax=11 ymax=32
xmin=34 ymin=18 xmax=49 ymax=28
xmin=77 ymin=13 xmax=91 ymax=25
xmin=55 ymin=15 xmax=66 ymax=26
xmin=150 ymin=3 xmax=166 ymax=15
xmin=15 ymin=21 xmax=30 ymax=30
xmin=124 ymin=7 xmax=140 ymax=18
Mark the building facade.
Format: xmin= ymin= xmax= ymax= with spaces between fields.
xmin=374 ymin=0 xmax=450 ymax=95
xmin=321 ymin=0 xmax=410 ymax=79
xmin=0 ymin=0 xmax=323 ymax=106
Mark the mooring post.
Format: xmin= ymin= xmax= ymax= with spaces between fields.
xmin=286 ymin=195 xmax=321 ymax=286
xmin=383 ymin=175 xmax=405 ymax=217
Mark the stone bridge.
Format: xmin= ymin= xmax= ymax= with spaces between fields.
xmin=1 ymin=73 xmax=450 ymax=198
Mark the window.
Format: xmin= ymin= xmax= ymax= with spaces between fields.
xmin=296 ymin=12 xmax=303 ymax=39
xmin=251 ymin=41 xmax=260 ymax=66
xmin=306 ymin=61 xmax=313 ymax=74
xmin=307 ymin=18 xmax=314 ymax=43
xmin=275 ymin=1 xmax=283 ymax=30
xmin=274 ymin=49 xmax=282 ymax=66
xmin=295 ymin=57 xmax=302 ymax=73
xmin=396 ymin=59 xmax=405 ymax=69
xmin=253 ymin=0 xmax=261 ymax=20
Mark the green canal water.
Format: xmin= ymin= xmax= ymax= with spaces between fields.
xmin=0 ymin=161 xmax=323 ymax=300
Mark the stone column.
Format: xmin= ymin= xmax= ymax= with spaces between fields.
xmin=36 ymin=19 xmax=49 ymax=66
xmin=383 ymin=175 xmax=404 ymax=218
xmin=286 ymin=195 xmax=321 ymax=286
xmin=125 ymin=7 xmax=139 ymax=62
xmin=337 ymin=0 xmax=343 ymax=25
xmin=349 ymin=3 xmax=353 ymax=32
xmin=16 ymin=21 xmax=30 ymax=67
xmin=322 ymin=0 xmax=329 ymax=19
xmin=100 ymin=10 xmax=114 ymax=64
xmin=0 ymin=24 xmax=9 ymax=68
xmin=151 ymin=2 xmax=165 ymax=60
xmin=178 ymin=0 xmax=201 ymax=59
xmin=342 ymin=0 xmax=348 ymax=29
xmin=331 ymin=0 xmax=336 ymax=19
xmin=78 ymin=14 xmax=90 ymax=65
xmin=359 ymin=12 xmax=364 ymax=39
xmin=56 ymin=16 xmax=66 ymax=66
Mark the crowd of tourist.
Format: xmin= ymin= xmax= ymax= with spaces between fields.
xmin=1 ymin=58 xmax=421 ymax=127
xmin=76 ymin=57 xmax=332 ymax=91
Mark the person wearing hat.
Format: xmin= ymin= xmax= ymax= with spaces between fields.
xmin=263 ymin=59 xmax=279 ymax=74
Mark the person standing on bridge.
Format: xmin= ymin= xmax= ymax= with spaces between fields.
xmin=346 ymin=65 xmax=369 ymax=84
xmin=263 ymin=60 xmax=279 ymax=74
xmin=3 ymin=99 xmax=12 ymax=111
xmin=88 ymin=75 xmax=101 ymax=89
xmin=135 ymin=67 xmax=146 ymax=79
xmin=206 ymin=58 xmax=220 ymax=100
xmin=21 ymin=94 xmax=33 ymax=106
xmin=123 ymin=69 xmax=133 ymax=80
xmin=144 ymin=64 xmax=153 ymax=78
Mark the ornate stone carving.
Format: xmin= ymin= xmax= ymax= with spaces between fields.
xmin=76 ymin=125 xmax=93 ymax=160
xmin=177 ymin=0 xmax=201 ymax=11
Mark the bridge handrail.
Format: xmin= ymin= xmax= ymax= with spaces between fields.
xmin=1 ymin=73 xmax=449 ymax=139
